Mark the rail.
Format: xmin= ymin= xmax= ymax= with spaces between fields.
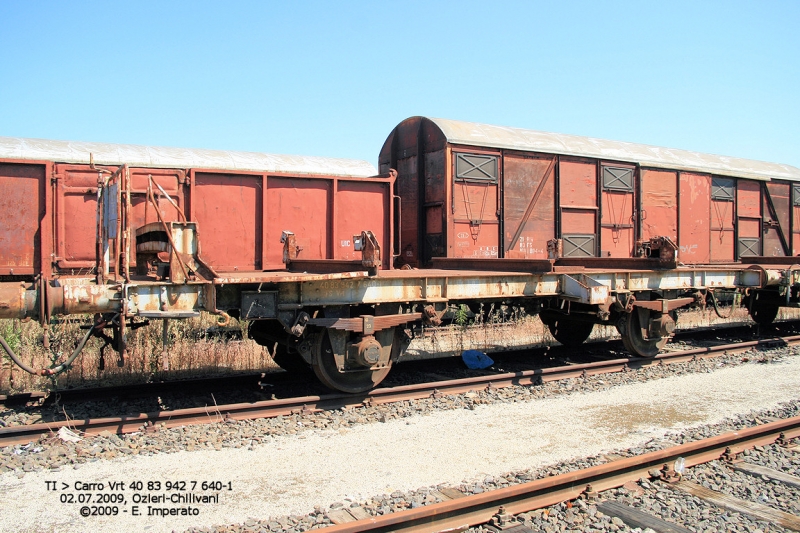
xmin=1 ymin=334 xmax=798 ymax=447
xmin=320 ymin=416 xmax=800 ymax=533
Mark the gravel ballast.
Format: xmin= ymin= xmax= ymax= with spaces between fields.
xmin=0 ymin=352 xmax=799 ymax=532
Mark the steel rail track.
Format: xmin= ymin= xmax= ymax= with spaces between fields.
xmin=0 ymin=372 xmax=269 ymax=406
xmin=1 ymin=334 xmax=799 ymax=448
xmin=320 ymin=416 xmax=800 ymax=533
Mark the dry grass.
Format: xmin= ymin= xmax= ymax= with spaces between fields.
xmin=404 ymin=305 xmax=800 ymax=360
xmin=3 ymin=304 xmax=798 ymax=393
xmin=0 ymin=315 xmax=278 ymax=394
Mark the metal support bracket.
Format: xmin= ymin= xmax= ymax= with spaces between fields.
xmin=632 ymin=297 xmax=695 ymax=313
xmin=561 ymin=274 xmax=610 ymax=305
xmin=354 ymin=230 xmax=381 ymax=276
xmin=281 ymin=231 xmax=301 ymax=264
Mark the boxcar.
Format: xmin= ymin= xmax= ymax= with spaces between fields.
xmin=379 ymin=117 xmax=800 ymax=267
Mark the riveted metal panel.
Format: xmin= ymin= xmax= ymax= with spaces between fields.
xmin=451 ymin=225 xmax=499 ymax=258
xmin=453 ymin=152 xmax=499 ymax=258
xmin=794 ymin=184 xmax=800 ymax=253
xmin=763 ymin=181 xmax=790 ymax=256
xmin=396 ymin=156 xmax=419 ymax=265
xmin=503 ymin=155 xmax=555 ymax=259
xmin=737 ymin=179 xmax=761 ymax=218
xmin=736 ymin=180 xmax=762 ymax=260
xmin=53 ymin=165 xmax=183 ymax=271
xmin=711 ymin=177 xmax=735 ymax=262
xmin=738 ymin=217 xmax=761 ymax=239
xmin=455 ymin=153 xmax=498 ymax=183
xmin=560 ymin=159 xmax=597 ymax=208
xmin=601 ymin=183 xmax=635 ymax=258
xmin=641 ymin=169 xmax=677 ymax=241
xmin=193 ymin=172 xmax=264 ymax=271
xmin=424 ymin=150 xmax=447 ymax=261
xmin=424 ymin=232 xmax=444 ymax=259
xmin=265 ymin=177 xmax=329 ymax=269
xmin=0 ymin=163 xmax=45 ymax=276
xmin=335 ymin=180 xmax=391 ymax=267
xmin=54 ymin=164 xmax=108 ymax=268
xmin=424 ymin=150 xmax=446 ymax=203
xmin=678 ymin=173 xmax=711 ymax=263
xmin=561 ymin=210 xmax=596 ymax=234
xmin=711 ymin=225 xmax=735 ymax=262
xmin=560 ymin=159 xmax=598 ymax=257
xmin=426 ymin=205 xmax=443 ymax=234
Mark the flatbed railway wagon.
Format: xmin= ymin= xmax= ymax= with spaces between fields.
xmin=1 ymin=122 xmax=800 ymax=393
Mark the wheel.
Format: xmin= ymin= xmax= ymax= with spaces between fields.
xmin=746 ymin=293 xmax=780 ymax=326
xmin=311 ymin=329 xmax=392 ymax=393
xmin=540 ymin=312 xmax=594 ymax=346
xmin=271 ymin=344 xmax=313 ymax=374
xmin=249 ymin=320 xmax=311 ymax=374
xmin=617 ymin=310 xmax=668 ymax=358
xmin=750 ymin=304 xmax=779 ymax=326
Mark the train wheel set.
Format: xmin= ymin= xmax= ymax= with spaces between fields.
xmin=2 ymin=118 xmax=800 ymax=392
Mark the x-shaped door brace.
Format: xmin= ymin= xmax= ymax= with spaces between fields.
xmin=457 ymin=154 xmax=496 ymax=181
xmin=738 ymin=238 xmax=759 ymax=257
xmin=564 ymin=235 xmax=595 ymax=257
xmin=604 ymin=167 xmax=633 ymax=190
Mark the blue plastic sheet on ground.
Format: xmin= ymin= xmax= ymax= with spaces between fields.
xmin=461 ymin=350 xmax=494 ymax=369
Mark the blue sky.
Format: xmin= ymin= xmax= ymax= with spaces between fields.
xmin=1 ymin=1 xmax=798 ymax=168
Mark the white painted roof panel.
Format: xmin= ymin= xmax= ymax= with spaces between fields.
xmin=0 ymin=136 xmax=378 ymax=178
xmin=427 ymin=118 xmax=800 ymax=182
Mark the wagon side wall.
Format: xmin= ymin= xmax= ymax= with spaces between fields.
xmin=1 ymin=157 xmax=392 ymax=281
xmin=382 ymin=118 xmax=799 ymax=266
xmin=0 ymin=160 xmax=50 ymax=278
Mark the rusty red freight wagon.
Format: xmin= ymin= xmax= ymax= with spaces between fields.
xmin=0 ymin=136 xmax=394 ymax=279
xmin=380 ymin=117 xmax=800 ymax=267
xmin=2 ymin=125 xmax=800 ymax=393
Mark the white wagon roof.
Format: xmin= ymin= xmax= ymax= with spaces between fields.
xmin=0 ymin=136 xmax=378 ymax=178
xmin=427 ymin=117 xmax=800 ymax=182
